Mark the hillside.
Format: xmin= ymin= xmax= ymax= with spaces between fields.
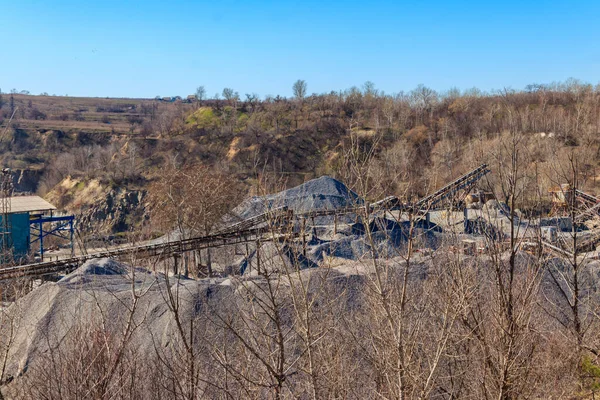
xmin=1 ymin=80 xmax=600 ymax=238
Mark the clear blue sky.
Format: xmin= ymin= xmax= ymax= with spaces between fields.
xmin=1 ymin=0 xmax=598 ymax=98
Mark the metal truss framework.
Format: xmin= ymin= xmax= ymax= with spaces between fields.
xmin=30 ymin=215 xmax=75 ymax=261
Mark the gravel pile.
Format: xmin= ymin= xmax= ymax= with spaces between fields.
xmin=1 ymin=256 xmax=391 ymax=387
xmin=59 ymin=257 xmax=156 ymax=287
xmin=231 ymin=176 xmax=363 ymax=224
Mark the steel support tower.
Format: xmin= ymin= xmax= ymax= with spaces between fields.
xmin=0 ymin=168 xmax=13 ymax=264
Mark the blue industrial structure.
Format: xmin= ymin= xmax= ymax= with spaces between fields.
xmin=0 ymin=213 xmax=31 ymax=261
xmin=30 ymin=215 xmax=75 ymax=261
xmin=0 ymin=196 xmax=75 ymax=264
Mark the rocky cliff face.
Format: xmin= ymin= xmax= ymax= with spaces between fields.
xmin=12 ymin=169 xmax=44 ymax=194
xmin=45 ymin=177 xmax=149 ymax=236
xmin=77 ymin=188 xmax=148 ymax=235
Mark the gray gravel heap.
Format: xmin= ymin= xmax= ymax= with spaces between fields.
xmin=231 ymin=176 xmax=363 ymax=224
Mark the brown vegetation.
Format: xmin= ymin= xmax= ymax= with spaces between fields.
xmin=2 ymin=128 xmax=600 ymax=398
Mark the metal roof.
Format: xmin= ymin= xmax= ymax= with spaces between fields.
xmin=0 ymin=196 xmax=56 ymax=214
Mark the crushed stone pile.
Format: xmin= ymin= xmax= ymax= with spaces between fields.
xmin=4 ymin=259 xmax=160 ymax=381
xmin=308 ymin=217 xmax=439 ymax=263
xmin=230 ymin=176 xmax=363 ymax=225
xmin=1 ymin=256 xmax=403 ymax=389
xmin=156 ymin=176 xmax=363 ymax=246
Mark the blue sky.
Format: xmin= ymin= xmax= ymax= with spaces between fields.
xmin=1 ymin=0 xmax=598 ymax=98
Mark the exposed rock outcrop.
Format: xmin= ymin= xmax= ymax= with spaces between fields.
xmin=45 ymin=177 xmax=148 ymax=235
xmin=77 ymin=188 xmax=147 ymax=234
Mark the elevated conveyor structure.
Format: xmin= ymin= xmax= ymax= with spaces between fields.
xmin=365 ymin=164 xmax=491 ymax=214
xmin=541 ymin=240 xmax=575 ymax=258
xmin=0 ymin=226 xmax=292 ymax=280
xmin=216 ymin=207 xmax=291 ymax=235
xmin=415 ymin=164 xmax=491 ymax=210
xmin=574 ymin=189 xmax=600 ymax=224
xmin=575 ymin=189 xmax=599 ymax=205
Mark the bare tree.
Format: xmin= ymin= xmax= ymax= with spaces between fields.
xmin=148 ymin=163 xmax=244 ymax=276
xmin=195 ymin=86 xmax=206 ymax=101
xmin=222 ymin=87 xmax=239 ymax=104
xmin=461 ymin=130 xmax=545 ymax=400
xmin=292 ymin=80 xmax=307 ymax=100
xmin=542 ymin=148 xmax=600 ymax=394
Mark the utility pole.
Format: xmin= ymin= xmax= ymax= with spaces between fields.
xmin=1 ymin=169 xmax=13 ymax=264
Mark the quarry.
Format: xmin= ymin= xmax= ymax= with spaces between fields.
xmin=1 ymin=162 xmax=600 ymax=398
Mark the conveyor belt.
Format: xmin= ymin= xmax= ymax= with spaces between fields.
xmin=575 ymin=202 xmax=600 ymax=224
xmin=574 ymin=189 xmax=600 ymax=224
xmin=541 ymin=240 xmax=575 ymax=258
xmin=215 ymin=207 xmax=291 ymax=235
xmin=416 ymin=164 xmax=491 ymax=210
xmin=0 ymin=225 xmax=289 ymax=280
xmin=575 ymin=189 xmax=599 ymax=205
